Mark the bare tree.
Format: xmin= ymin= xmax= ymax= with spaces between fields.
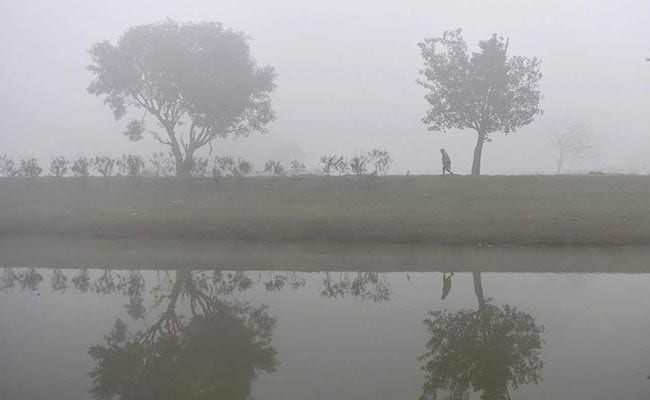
xmin=319 ymin=155 xmax=345 ymax=176
xmin=367 ymin=149 xmax=393 ymax=175
xmin=349 ymin=154 xmax=369 ymax=176
xmin=548 ymin=120 xmax=597 ymax=174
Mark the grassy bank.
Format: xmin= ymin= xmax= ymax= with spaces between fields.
xmin=4 ymin=236 xmax=650 ymax=272
xmin=1 ymin=175 xmax=649 ymax=246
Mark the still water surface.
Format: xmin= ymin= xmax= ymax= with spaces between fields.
xmin=1 ymin=267 xmax=649 ymax=399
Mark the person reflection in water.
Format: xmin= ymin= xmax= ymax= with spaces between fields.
xmin=441 ymin=272 xmax=454 ymax=300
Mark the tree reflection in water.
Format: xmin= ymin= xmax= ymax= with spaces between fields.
xmin=419 ymin=272 xmax=544 ymax=400
xmin=0 ymin=267 xmax=393 ymax=399
xmin=87 ymin=269 xmax=277 ymax=400
xmin=320 ymin=271 xmax=392 ymax=302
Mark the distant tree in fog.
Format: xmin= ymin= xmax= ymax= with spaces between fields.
xmin=72 ymin=156 xmax=92 ymax=184
xmin=87 ymin=19 xmax=276 ymax=178
xmin=50 ymin=156 xmax=68 ymax=178
xmin=548 ymin=120 xmax=597 ymax=174
xmin=20 ymin=158 xmax=42 ymax=182
xmin=94 ymin=156 xmax=116 ymax=186
xmin=418 ymin=29 xmax=543 ymax=175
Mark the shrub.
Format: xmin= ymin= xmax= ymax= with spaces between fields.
xmin=212 ymin=156 xmax=254 ymax=185
xmin=118 ymin=154 xmax=145 ymax=178
xmin=234 ymin=159 xmax=253 ymax=177
xmin=367 ymin=149 xmax=392 ymax=176
xmin=50 ymin=156 xmax=68 ymax=177
xmin=319 ymin=155 xmax=345 ymax=176
xmin=290 ymin=160 xmax=306 ymax=176
xmin=190 ymin=157 xmax=209 ymax=177
xmin=264 ymin=159 xmax=286 ymax=176
xmin=212 ymin=156 xmax=234 ymax=183
xmin=349 ymin=154 xmax=369 ymax=176
xmin=71 ymin=157 xmax=92 ymax=184
xmin=20 ymin=158 xmax=42 ymax=181
xmin=332 ymin=157 xmax=349 ymax=176
xmin=149 ymin=152 xmax=175 ymax=177
xmin=0 ymin=155 xmax=21 ymax=179
xmin=94 ymin=156 xmax=116 ymax=186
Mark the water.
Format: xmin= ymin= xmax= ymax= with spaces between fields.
xmin=1 ymin=268 xmax=649 ymax=399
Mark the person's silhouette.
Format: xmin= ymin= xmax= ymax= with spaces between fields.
xmin=440 ymin=148 xmax=453 ymax=175
xmin=441 ymin=272 xmax=454 ymax=299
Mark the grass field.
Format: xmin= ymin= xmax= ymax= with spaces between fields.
xmin=1 ymin=174 xmax=650 ymax=248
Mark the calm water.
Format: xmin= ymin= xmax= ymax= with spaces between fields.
xmin=1 ymin=268 xmax=649 ymax=399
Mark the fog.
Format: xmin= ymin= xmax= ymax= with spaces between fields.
xmin=1 ymin=0 xmax=649 ymax=174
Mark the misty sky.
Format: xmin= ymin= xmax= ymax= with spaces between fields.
xmin=1 ymin=0 xmax=649 ymax=174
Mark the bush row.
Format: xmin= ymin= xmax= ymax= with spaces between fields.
xmin=0 ymin=149 xmax=393 ymax=184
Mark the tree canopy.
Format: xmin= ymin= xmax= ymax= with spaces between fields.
xmin=87 ymin=19 xmax=276 ymax=177
xmin=418 ymin=29 xmax=543 ymax=175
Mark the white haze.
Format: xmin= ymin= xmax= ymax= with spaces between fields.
xmin=1 ymin=0 xmax=649 ymax=175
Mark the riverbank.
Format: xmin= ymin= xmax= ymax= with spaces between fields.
xmin=1 ymin=175 xmax=649 ymax=248
xmin=3 ymin=236 xmax=650 ymax=271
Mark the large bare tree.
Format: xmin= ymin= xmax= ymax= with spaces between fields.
xmin=418 ymin=29 xmax=543 ymax=175
xmin=88 ymin=19 xmax=276 ymax=177
xmin=548 ymin=119 xmax=597 ymax=174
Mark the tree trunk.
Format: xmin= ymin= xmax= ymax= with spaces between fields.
xmin=163 ymin=125 xmax=189 ymax=178
xmin=169 ymin=147 xmax=194 ymax=178
xmin=473 ymin=272 xmax=486 ymax=311
xmin=182 ymin=154 xmax=195 ymax=178
xmin=471 ymin=130 xmax=486 ymax=176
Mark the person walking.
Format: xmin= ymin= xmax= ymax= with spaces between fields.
xmin=440 ymin=148 xmax=453 ymax=175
